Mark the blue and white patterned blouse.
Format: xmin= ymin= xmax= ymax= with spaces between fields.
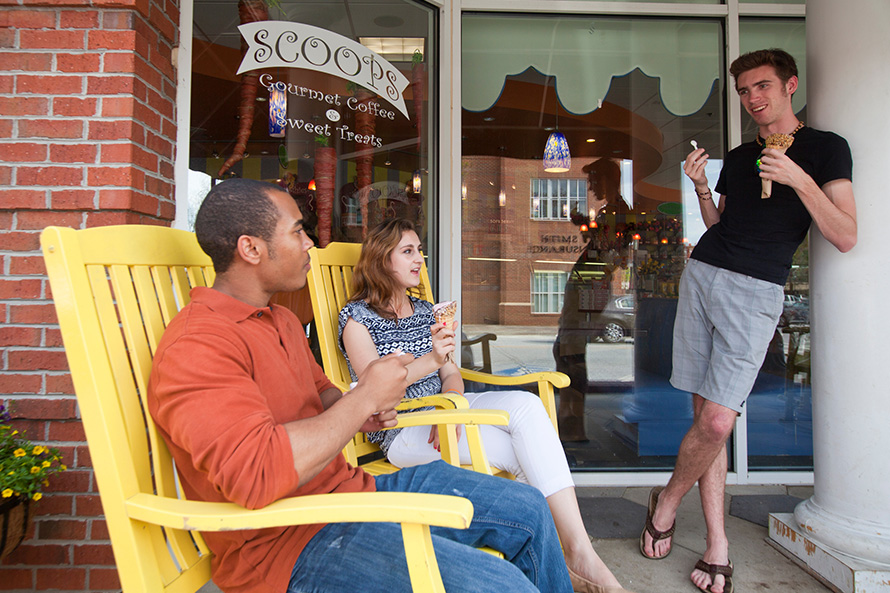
xmin=338 ymin=297 xmax=441 ymax=453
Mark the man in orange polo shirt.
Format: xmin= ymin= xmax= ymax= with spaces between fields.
xmin=148 ymin=178 xmax=573 ymax=593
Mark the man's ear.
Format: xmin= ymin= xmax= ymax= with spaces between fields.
xmin=234 ymin=235 xmax=264 ymax=266
xmin=786 ymin=75 xmax=799 ymax=96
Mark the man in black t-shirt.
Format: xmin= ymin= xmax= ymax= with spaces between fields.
xmin=639 ymin=49 xmax=857 ymax=593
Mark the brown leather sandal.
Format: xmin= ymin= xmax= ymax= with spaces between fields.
xmin=693 ymin=559 xmax=733 ymax=593
xmin=639 ymin=486 xmax=676 ymax=559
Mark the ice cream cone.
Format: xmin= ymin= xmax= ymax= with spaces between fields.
xmin=761 ymin=133 xmax=795 ymax=198
xmin=432 ymin=301 xmax=457 ymax=364
xmin=433 ymin=300 xmax=457 ymax=326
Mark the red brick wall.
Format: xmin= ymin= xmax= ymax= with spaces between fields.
xmin=462 ymin=156 xmax=587 ymax=327
xmin=0 ymin=0 xmax=178 ymax=589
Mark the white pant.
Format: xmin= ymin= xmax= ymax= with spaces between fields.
xmin=386 ymin=390 xmax=574 ymax=498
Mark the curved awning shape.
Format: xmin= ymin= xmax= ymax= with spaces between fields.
xmin=463 ymin=15 xmax=807 ymax=116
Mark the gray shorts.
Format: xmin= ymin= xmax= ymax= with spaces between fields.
xmin=670 ymin=259 xmax=784 ymax=412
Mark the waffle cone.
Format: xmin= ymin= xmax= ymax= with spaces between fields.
xmin=433 ymin=300 xmax=457 ymax=325
xmin=761 ymin=134 xmax=794 ymax=199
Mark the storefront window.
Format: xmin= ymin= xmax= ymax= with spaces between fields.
xmin=462 ymin=13 xmax=726 ymax=470
xmin=189 ymin=0 xmax=437 ymax=256
xmin=741 ymin=19 xmax=811 ymax=470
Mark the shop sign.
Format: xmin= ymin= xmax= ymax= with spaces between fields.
xmin=237 ymin=21 xmax=411 ymax=120
xmin=528 ymin=234 xmax=585 ymax=254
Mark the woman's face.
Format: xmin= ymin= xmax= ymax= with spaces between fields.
xmin=387 ymin=230 xmax=424 ymax=290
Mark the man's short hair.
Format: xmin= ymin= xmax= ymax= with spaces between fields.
xmin=730 ymin=48 xmax=799 ymax=89
xmin=195 ymin=178 xmax=282 ymax=273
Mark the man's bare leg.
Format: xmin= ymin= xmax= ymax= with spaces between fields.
xmin=642 ymin=395 xmax=737 ymax=559
xmin=692 ymin=440 xmax=730 ymax=592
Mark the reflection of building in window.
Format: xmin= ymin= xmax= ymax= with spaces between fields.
xmin=530 ymin=178 xmax=586 ymax=220
xmin=532 ymin=270 xmax=569 ymax=313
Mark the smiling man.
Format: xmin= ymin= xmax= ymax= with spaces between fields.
xmin=639 ymin=49 xmax=857 ymax=593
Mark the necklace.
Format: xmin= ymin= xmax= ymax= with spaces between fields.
xmin=392 ymin=297 xmax=414 ymax=319
xmin=755 ymin=121 xmax=805 ymax=146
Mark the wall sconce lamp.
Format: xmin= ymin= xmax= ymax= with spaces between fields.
xmin=412 ymin=170 xmax=422 ymax=193
xmin=498 ymin=189 xmax=506 ymax=207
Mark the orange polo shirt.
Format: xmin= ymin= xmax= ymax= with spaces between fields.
xmin=148 ymin=287 xmax=375 ymax=593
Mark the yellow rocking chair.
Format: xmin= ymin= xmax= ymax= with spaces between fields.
xmin=306 ymin=241 xmax=570 ymax=478
xmin=41 ymin=225 xmax=479 ymax=593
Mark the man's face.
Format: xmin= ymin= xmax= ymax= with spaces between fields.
xmin=736 ymin=65 xmax=798 ymax=128
xmin=261 ymin=190 xmax=315 ymax=292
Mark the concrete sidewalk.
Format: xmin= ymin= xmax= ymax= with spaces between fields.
xmin=199 ymin=484 xmax=833 ymax=593
xmin=583 ymin=485 xmax=831 ymax=593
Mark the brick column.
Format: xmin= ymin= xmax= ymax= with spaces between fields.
xmin=0 ymin=0 xmax=178 ymax=589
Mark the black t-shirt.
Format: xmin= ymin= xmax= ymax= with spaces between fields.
xmin=693 ymin=126 xmax=852 ymax=285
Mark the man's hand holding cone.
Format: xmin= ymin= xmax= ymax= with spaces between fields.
xmin=761 ymin=133 xmax=795 ymax=198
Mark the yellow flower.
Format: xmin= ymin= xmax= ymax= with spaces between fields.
xmin=32 ymin=492 xmax=42 ymax=501
xmin=60 ymin=465 xmax=67 ymax=471
xmin=31 ymin=466 xmax=41 ymax=474
xmin=1 ymin=489 xmax=12 ymax=498
xmin=32 ymin=445 xmax=45 ymax=455
xmin=13 ymin=448 xmax=26 ymax=457
xmin=42 ymin=460 xmax=51 ymax=468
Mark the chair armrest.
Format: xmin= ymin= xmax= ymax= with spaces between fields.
xmin=462 ymin=333 xmax=497 ymax=374
xmin=458 ymin=369 xmax=569 ymax=434
xmin=461 ymin=333 xmax=497 ymax=347
xmin=458 ymin=369 xmax=569 ymax=388
xmin=397 ymin=393 xmax=468 ymax=411
xmin=385 ymin=408 xmax=509 ymax=473
xmin=125 ymin=491 xmax=473 ymax=532
xmin=391 ymin=408 xmax=509 ymax=428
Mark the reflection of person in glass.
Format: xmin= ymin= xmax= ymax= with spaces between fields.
xmin=640 ymin=49 xmax=857 ymax=593
xmin=552 ymin=158 xmax=627 ymax=443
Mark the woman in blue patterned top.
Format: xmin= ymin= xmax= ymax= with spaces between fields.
xmin=339 ymin=219 xmax=630 ymax=593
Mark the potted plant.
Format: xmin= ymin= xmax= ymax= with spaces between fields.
xmin=0 ymin=403 xmax=66 ymax=559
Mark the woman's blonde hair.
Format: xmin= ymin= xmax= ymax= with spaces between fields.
xmin=351 ymin=218 xmax=421 ymax=320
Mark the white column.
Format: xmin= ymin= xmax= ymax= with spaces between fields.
xmin=788 ymin=0 xmax=890 ymax=569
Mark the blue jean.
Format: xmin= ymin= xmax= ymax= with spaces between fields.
xmin=288 ymin=461 xmax=572 ymax=593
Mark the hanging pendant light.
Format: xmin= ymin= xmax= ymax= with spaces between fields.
xmin=543 ymin=95 xmax=570 ymax=172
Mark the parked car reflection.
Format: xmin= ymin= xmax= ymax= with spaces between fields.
xmin=595 ymin=294 xmax=635 ymax=343
xmin=779 ymin=294 xmax=809 ymax=327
